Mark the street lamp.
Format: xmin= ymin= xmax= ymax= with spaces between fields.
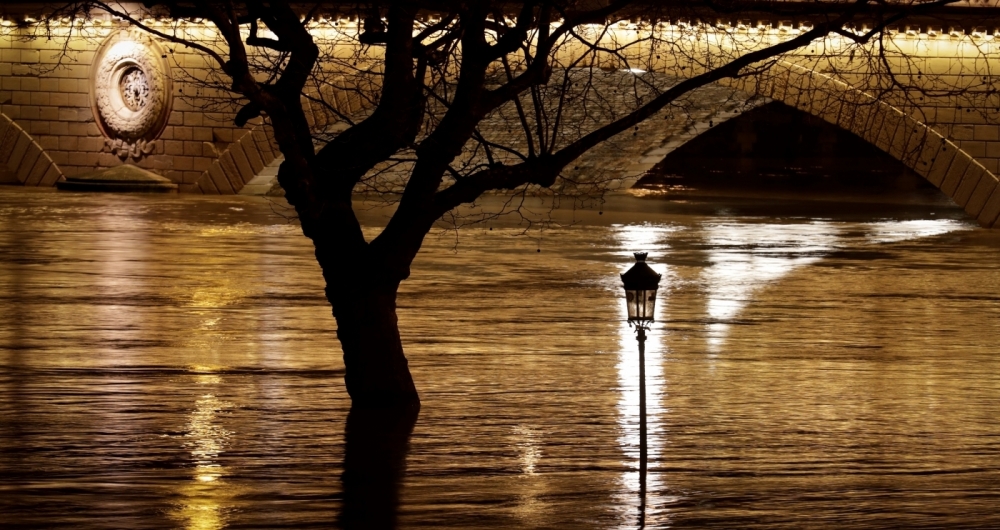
xmin=621 ymin=251 xmax=661 ymax=345
xmin=620 ymin=251 xmax=661 ymax=525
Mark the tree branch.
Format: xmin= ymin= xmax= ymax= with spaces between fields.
xmin=87 ymin=0 xmax=226 ymax=69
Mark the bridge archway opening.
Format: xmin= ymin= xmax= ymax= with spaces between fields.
xmin=633 ymin=100 xmax=966 ymax=221
xmin=209 ymin=67 xmax=1000 ymax=228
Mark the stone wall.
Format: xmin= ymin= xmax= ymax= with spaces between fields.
xmin=0 ymin=19 xmax=260 ymax=192
xmin=581 ymin=22 xmax=1000 ymax=176
xmin=0 ymin=14 xmax=999 ymax=222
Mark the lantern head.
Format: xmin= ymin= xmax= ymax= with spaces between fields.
xmin=620 ymin=252 xmax=661 ymax=326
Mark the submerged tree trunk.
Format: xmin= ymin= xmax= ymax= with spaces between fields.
xmin=327 ymin=285 xmax=420 ymax=408
xmin=308 ymin=204 xmax=422 ymax=408
xmin=339 ymin=402 xmax=419 ymax=528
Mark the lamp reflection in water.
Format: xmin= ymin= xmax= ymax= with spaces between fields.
xmin=620 ymin=251 xmax=662 ymax=528
xmin=168 ymin=369 xmax=236 ymax=530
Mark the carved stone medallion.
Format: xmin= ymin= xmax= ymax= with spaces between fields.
xmin=91 ymin=30 xmax=171 ymax=160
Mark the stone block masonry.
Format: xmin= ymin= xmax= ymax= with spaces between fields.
xmin=0 ymin=112 xmax=61 ymax=186
xmin=0 ymin=14 xmax=999 ymax=228
xmin=0 ymin=20 xmax=269 ymax=192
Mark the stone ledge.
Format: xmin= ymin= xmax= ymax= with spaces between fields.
xmin=55 ymin=164 xmax=177 ymax=193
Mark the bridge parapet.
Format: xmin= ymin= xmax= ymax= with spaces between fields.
xmin=1 ymin=11 xmax=1000 ymax=226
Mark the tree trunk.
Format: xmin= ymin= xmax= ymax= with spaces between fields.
xmin=329 ymin=286 xmax=420 ymax=409
xmin=339 ymin=403 xmax=419 ymax=529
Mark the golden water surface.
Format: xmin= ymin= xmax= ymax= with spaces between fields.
xmin=0 ymin=188 xmax=998 ymax=529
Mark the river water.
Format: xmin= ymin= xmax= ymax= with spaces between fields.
xmin=1 ymin=187 xmax=999 ymax=529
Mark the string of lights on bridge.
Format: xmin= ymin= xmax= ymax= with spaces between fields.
xmin=2 ymin=13 xmax=1000 ymax=43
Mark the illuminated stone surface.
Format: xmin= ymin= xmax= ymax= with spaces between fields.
xmin=0 ymin=9 xmax=998 ymax=218
xmin=90 ymin=30 xmax=172 ymax=160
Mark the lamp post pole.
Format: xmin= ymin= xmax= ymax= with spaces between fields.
xmin=621 ymin=252 xmax=660 ymax=529
xmin=637 ymin=325 xmax=647 ymax=527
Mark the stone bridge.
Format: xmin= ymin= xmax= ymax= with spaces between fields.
xmin=1 ymin=4 xmax=1000 ymax=226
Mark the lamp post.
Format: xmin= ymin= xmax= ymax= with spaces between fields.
xmin=620 ymin=252 xmax=661 ymax=525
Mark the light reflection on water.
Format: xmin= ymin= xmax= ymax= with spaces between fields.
xmin=609 ymin=217 xmax=978 ymax=527
xmin=1 ymin=189 xmax=999 ymax=528
xmin=168 ymin=372 xmax=234 ymax=530
xmin=612 ymin=223 xmax=675 ymax=527
xmin=863 ymin=218 xmax=968 ymax=244
xmin=700 ymin=221 xmax=840 ymax=354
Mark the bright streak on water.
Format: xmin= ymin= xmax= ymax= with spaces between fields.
xmin=863 ymin=218 xmax=970 ymax=244
xmin=699 ymin=218 xmax=970 ymax=354
xmin=700 ymin=221 xmax=840 ymax=354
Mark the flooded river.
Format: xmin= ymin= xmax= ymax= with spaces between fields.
xmin=1 ymin=187 xmax=999 ymax=528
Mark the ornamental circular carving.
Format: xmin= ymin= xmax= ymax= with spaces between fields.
xmin=91 ymin=31 xmax=171 ymax=154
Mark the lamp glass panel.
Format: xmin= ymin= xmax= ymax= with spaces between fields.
xmin=643 ymin=289 xmax=657 ymax=321
xmin=625 ymin=290 xmax=638 ymax=320
xmin=625 ymin=289 xmax=657 ymax=322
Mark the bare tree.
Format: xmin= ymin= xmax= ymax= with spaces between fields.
xmin=52 ymin=0 xmax=977 ymax=409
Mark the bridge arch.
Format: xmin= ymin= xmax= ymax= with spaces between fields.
xmin=738 ymin=62 xmax=1000 ymax=227
xmin=194 ymin=66 xmax=1000 ymax=229
xmin=194 ymin=125 xmax=278 ymax=194
xmin=0 ymin=113 xmax=63 ymax=187
xmin=193 ymin=123 xmax=345 ymax=196
xmin=703 ymin=63 xmax=1000 ymax=227
xmin=195 ymin=86 xmax=366 ymax=195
